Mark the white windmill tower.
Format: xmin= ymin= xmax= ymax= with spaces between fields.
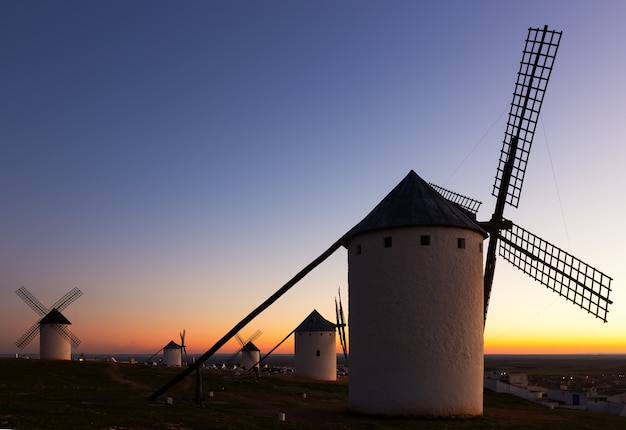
xmin=162 ymin=340 xmax=182 ymax=366
xmin=15 ymin=287 xmax=82 ymax=360
xmin=240 ymin=341 xmax=260 ymax=371
xmin=342 ymin=170 xmax=487 ymax=415
xmin=235 ymin=330 xmax=262 ymax=370
xmin=294 ymin=309 xmax=338 ymax=381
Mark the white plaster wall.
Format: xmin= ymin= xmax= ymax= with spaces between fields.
xmin=242 ymin=350 xmax=261 ymax=370
xmin=163 ymin=348 xmax=182 ymax=366
xmin=294 ymin=331 xmax=337 ymax=381
xmin=347 ymin=226 xmax=484 ymax=416
xmin=40 ymin=324 xmax=71 ymax=360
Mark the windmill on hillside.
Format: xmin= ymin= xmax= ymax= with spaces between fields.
xmin=235 ymin=293 xmax=348 ymax=379
xmin=294 ymin=309 xmax=339 ymax=381
xmin=233 ymin=330 xmax=262 ymax=370
xmin=150 ymin=26 xmax=613 ymax=416
xmin=147 ymin=330 xmax=188 ymax=366
xmin=15 ymin=286 xmax=82 ymax=360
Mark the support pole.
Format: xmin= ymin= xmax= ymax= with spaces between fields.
xmin=148 ymin=238 xmax=343 ymax=400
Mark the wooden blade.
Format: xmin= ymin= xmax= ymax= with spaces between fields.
xmin=16 ymin=287 xmax=48 ymax=316
xmin=428 ymin=183 xmax=482 ymax=214
xmin=498 ymin=222 xmax=612 ymax=322
xmin=53 ymin=324 xmax=82 ymax=348
xmin=53 ymin=287 xmax=82 ymax=312
xmin=15 ymin=322 xmax=40 ymax=349
xmin=492 ymin=26 xmax=562 ymax=208
xmin=337 ymin=288 xmax=348 ymax=359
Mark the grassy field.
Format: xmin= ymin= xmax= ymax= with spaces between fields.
xmin=1 ymin=358 xmax=624 ymax=429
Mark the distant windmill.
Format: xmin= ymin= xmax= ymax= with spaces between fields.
xmin=294 ymin=309 xmax=338 ymax=381
xmin=15 ymin=286 xmax=82 ymax=360
xmin=147 ymin=330 xmax=187 ymax=366
xmin=233 ymin=330 xmax=262 ymax=370
xmin=149 ymin=26 xmax=613 ymax=412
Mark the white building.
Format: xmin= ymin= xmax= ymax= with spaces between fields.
xmin=342 ymin=170 xmax=487 ymax=416
xmin=294 ymin=310 xmax=337 ymax=381
xmin=162 ymin=340 xmax=182 ymax=366
xmin=39 ymin=309 xmax=73 ymax=360
xmin=241 ymin=341 xmax=260 ymax=370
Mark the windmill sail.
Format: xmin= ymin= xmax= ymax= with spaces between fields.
xmin=484 ymin=26 xmax=563 ymax=320
xmin=498 ymin=222 xmax=612 ymax=322
xmin=492 ymin=26 xmax=562 ymax=208
xmin=15 ymin=323 xmax=40 ymax=349
xmin=52 ymin=287 xmax=83 ymax=312
xmin=15 ymin=287 xmax=48 ymax=316
xmin=429 ymin=183 xmax=482 ymax=215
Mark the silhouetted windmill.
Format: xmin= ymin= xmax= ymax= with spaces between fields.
xmin=15 ymin=286 xmax=82 ymax=360
xmin=227 ymin=329 xmax=262 ymax=369
xmin=149 ymin=27 xmax=613 ymax=413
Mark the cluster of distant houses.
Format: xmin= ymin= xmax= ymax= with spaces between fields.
xmin=485 ymin=371 xmax=626 ymax=417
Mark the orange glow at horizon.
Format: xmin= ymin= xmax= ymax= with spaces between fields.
xmin=485 ymin=334 xmax=626 ymax=355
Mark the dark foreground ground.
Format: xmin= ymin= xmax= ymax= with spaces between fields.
xmin=1 ymin=357 xmax=624 ymax=429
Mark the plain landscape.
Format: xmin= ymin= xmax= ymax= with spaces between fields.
xmin=1 ymin=355 xmax=625 ymax=429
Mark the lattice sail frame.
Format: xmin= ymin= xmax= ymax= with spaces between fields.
xmin=498 ymin=222 xmax=613 ymax=322
xmin=429 ymin=183 xmax=482 ymax=214
xmin=14 ymin=287 xmax=83 ymax=349
xmin=493 ymin=26 xmax=562 ymax=208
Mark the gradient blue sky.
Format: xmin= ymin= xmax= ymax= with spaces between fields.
xmin=1 ymin=1 xmax=624 ymax=355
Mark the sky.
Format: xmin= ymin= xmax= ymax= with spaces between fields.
xmin=1 ymin=0 xmax=625 ymax=357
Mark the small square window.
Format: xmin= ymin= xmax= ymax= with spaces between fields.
xmin=316 ymin=350 xmax=320 ymax=357
xmin=356 ymin=244 xmax=362 ymax=255
xmin=479 ymin=243 xmax=483 ymax=253
xmin=383 ymin=237 xmax=392 ymax=248
xmin=420 ymin=235 xmax=431 ymax=246
xmin=457 ymin=238 xmax=466 ymax=249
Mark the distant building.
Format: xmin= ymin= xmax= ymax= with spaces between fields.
xmin=162 ymin=341 xmax=182 ymax=366
xmin=294 ymin=310 xmax=337 ymax=381
xmin=241 ymin=341 xmax=260 ymax=370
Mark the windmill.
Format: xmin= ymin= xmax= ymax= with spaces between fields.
xmin=15 ymin=286 xmax=82 ymax=360
xmin=334 ymin=288 xmax=348 ymax=360
xmin=294 ymin=309 xmax=339 ymax=381
xmin=232 ymin=329 xmax=262 ymax=370
xmin=150 ymin=26 xmax=613 ymax=413
xmin=147 ymin=332 xmax=187 ymax=366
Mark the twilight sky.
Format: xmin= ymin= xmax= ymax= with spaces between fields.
xmin=1 ymin=0 xmax=625 ymax=356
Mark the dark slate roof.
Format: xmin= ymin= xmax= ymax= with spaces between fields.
xmin=341 ymin=170 xmax=487 ymax=243
xmin=164 ymin=340 xmax=181 ymax=350
xmin=242 ymin=341 xmax=260 ymax=352
xmin=39 ymin=308 xmax=71 ymax=325
xmin=294 ymin=309 xmax=336 ymax=333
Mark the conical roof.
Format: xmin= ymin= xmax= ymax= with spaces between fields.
xmin=164 ymin=340 xmax=181 ymax=350
xmin=295 ymin=309 xmax=336 ymax=333
xmin=39 ymin=308 xmax=71 ymax=325
xmin=341 ymin=170 xmax=486 ymax=243
xmin=242 ymin=341 xmax=260 ymax=352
